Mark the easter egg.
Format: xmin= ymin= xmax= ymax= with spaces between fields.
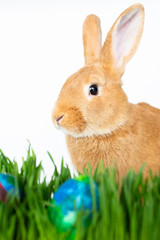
xmin=48 ymin=176 xmax=99 ymax=239
xmin=0 ymin=173 xmax=23 ymax=203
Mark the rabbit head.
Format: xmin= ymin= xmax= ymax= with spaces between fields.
xmin=52 ymin=4 xmax=144 ymax=138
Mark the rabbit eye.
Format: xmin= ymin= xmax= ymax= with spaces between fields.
xmin=89 ymin=84 xmax=98 ymax=96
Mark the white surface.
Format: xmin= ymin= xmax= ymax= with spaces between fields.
xmin=0 ymin=0 xmax=160 ymax=179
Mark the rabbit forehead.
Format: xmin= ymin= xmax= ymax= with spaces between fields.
xmin=85 ymin=64 xmax=106 ymax=85
xmin=65 ymin=64 xmax=106 ymax=87
xmin=57 ymin=63 xmax=107 ymax=105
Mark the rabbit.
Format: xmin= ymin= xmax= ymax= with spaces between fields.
xmin=52 ymin=3 xmax=160 ymax=178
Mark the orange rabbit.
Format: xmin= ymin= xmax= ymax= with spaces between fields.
xmin=52 ymin=4 xmax=160 ymax=177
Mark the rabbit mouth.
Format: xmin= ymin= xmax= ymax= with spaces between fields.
xmin=52 ymin=106 xmax=87 ymax=137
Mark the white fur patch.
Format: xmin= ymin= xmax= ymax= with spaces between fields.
xmin=58 ymin=117 xmax=127 ymax=139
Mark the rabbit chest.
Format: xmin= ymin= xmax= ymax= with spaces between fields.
xmin=66 ymin=103 xmax=160 ymax=177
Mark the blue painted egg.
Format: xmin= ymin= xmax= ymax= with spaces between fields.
xmin=48 ymin=176 xmax=99 ymax=239
xmin=0 ymin=173 xmax=23 ymax=202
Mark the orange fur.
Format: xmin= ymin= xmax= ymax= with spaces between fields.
xmin=52 ymin=4 xmax=160 ymax=177
xmin=83 ymin=15 xmax=102 ymax=65
xmin=66 ymin=103 xmax=160 ymax=177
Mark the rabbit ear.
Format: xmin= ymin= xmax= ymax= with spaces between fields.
xmin=100 ymin=4 xmax=144 ymax=79
xmin=83 ymin=14 xmax=102 ymax=65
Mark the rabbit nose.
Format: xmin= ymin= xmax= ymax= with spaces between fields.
xmin=55 ymin=115 xmax=64 ymax=124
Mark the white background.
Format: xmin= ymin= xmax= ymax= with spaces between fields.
xmin=0 ymin=0 xmax=160 ymax=179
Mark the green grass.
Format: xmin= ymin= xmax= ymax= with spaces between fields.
xmin=0 ymin=146 xmax=160 ymax=240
